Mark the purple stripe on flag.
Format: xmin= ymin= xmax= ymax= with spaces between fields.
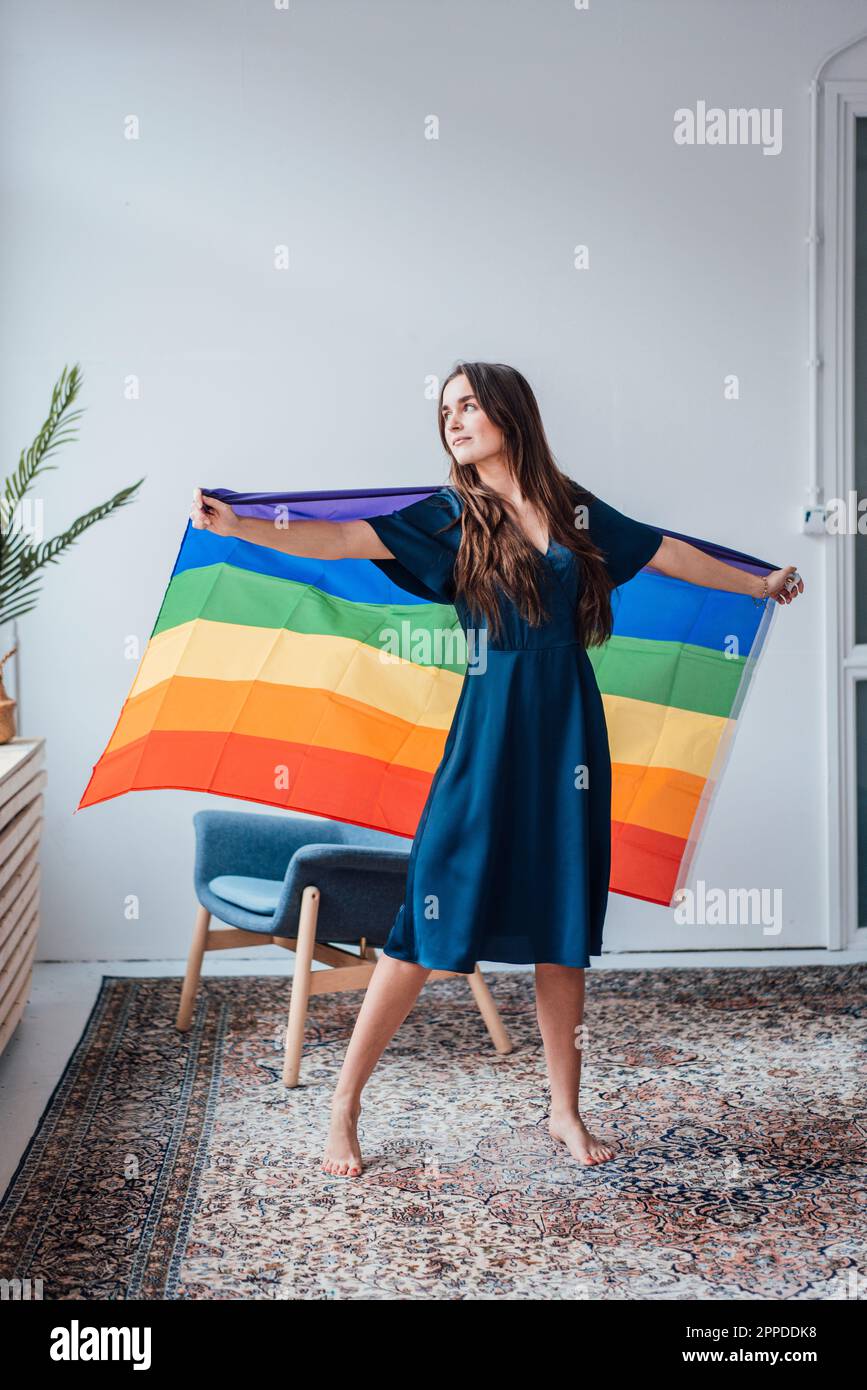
xmin=200 ymin=485 xmax=780 ymax=573
xmin=202 ymin=485 xmax=442 ymax=523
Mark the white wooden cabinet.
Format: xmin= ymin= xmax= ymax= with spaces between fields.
xmin=0 ymin=738 xmax=45 ymax=1055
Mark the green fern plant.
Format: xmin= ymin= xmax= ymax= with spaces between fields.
xmin=0 ymin=364 xmax=144 ymax=626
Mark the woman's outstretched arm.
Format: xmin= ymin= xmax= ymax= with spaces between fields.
xmin=648 ymin=535 xmax=804 ymax=606
xmin=189 ymin=487 xmax=392 ymax=560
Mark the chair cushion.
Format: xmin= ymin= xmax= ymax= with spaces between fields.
xmin=208 ymin=874 xmax=282 ymax=915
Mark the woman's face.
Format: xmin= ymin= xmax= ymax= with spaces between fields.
xmin=441 ymin=373 xmax=503 ymax=467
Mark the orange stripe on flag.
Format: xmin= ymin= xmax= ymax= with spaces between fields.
xmin=103 ymin=675 xmax=448 ymax=773
xmin=610 ymin=761 xmax=707 ymax=841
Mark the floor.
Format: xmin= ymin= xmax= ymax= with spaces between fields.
xmin=1 ymin=947 xmax=865 ymax=1198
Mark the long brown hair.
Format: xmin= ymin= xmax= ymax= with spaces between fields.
xmin=435 ymin=361 xmax=615 ymax=647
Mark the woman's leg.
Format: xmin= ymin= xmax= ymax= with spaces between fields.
xmin=534 ymin=963 xmax=617 ymax=1165
xmin=322 ymin=953 xmax=430 ymax=1176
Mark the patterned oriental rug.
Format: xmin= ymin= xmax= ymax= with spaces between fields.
xmin=0 ymin=966 xmax=864 ymax=1301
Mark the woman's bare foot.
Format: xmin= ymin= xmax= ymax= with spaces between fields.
xmin=321 ymin=1094 xmax=363 ymax=1177
xmin=548 ymin=1110 xmax=617 ymax=1166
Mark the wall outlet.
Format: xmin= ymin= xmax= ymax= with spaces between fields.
xmin=802 ymin=506 xmax=828 ymax=535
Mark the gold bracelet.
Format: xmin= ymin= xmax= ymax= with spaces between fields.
xmin=753 ymin=575 xmax=769 ymax=607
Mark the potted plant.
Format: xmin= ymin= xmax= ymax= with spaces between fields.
xmin=0 ymin=364 xmax=144 ymax=741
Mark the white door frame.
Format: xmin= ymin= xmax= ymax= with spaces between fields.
xmin=821 ymin=73 xmax=867 ymax=950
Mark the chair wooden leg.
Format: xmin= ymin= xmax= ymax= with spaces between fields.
xmin=282 ymin=886 xmax=320 ymax=1088
xmin=467 ymin=965 xmax=513 ymax=1054
xmin=176 ymin=903 xmax=211 ymax=1031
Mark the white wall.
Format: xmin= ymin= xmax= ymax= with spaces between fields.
xmin=2 ymin=0 xmax=858 ymax=961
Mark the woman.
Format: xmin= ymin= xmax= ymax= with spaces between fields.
xmin=190 ymin=360 xmax=804 ymax=1176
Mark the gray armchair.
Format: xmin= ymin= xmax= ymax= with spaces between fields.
xmin=178 ymin=809 xmax=512 ymax=1085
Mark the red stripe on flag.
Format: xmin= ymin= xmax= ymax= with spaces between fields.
xmin=77 ymin=729 xmax=431 ymax=837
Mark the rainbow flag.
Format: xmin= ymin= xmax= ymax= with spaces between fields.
xmin=77 ymin=485 xmax=778 ymax=907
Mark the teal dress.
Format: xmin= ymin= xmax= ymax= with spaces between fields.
xmin=366 ymin=483 xmax=664 ymax=973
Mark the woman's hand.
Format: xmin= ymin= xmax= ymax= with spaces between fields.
xmin=766 ymin=566 xmax=804 ymax=605
xmin=189 ymin=487 xmax=240 ymax=538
